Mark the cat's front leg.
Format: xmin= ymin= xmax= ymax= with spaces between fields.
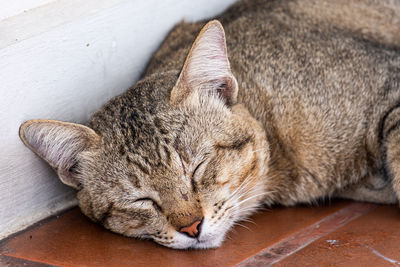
xmin=380 ymin=104 xmax=400 ymax=205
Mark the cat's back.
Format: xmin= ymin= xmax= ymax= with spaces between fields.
xmin=145 ymin=0 xmax=400 ymax=133
xmin=146 ymin=0 xmax=400 ymax=76
xmin=223 ymin=0 xmax=400 ymax=102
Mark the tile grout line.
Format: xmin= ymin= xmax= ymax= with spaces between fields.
xmin=0 ymin=254 xmax=57 ymax=266
xmin=235 ymin=202 xmax=378 ymax=267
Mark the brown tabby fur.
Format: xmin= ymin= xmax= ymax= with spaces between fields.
xmin=19 ymin=0 xmax=400 ymax=249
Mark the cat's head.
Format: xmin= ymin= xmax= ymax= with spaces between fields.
xmin=19 ymin=21 xmax=270 ymax=249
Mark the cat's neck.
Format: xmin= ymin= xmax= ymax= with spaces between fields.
xmin=234 ymin=83 xmax=307 ymax=207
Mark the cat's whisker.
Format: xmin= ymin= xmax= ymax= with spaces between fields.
xmin=227 ymin=176 xmax=255 ymax=199
xmin=231 ymin=206 xmax=260 ymax=216
xmin=236 ymin=191 xmax=272 ymax=206
xmin=210 ymin=193 xmax=259 ymax=225
xmin=223 ymin=183 xmax=253 ymax=208
xmin=224 ymin=174 xmax=262 ymax=206
xmin=232 ymin=222 xmax=252 ymax=232
xmin=228 ymin=196 xmax=268 ymax=217
xmin=224 ymin=192 xmax=261 ymax=218
xmin=252 ymin=205 xmax=271 ymax=213
xmin=225 ymin=234 xmax=234 ymax=241
xmin=231 ymin=212 xmax=256 ymax=222
xmin=238 ymin=217 xmax=256 ymax=225
xmin=230 ymin=198 xmax=263 ymax=211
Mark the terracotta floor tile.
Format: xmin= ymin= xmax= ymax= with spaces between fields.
xmin=274 ymin=205 xmax=400 ymax=267
xmin=237 ymin=202 xmax=377 ymax=267
xmin=0 ymin=201 xmax=350 ymax=267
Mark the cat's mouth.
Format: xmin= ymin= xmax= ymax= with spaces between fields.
xmin=188 ymin=233 xmax=225 ymax=249
xmin=191 ymin=237 xmax=223 ymax=249
xmin=161 ymin=231 xmax=224 ymax=250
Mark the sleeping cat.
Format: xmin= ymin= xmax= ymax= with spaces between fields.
xmin=19 ymin=0 xmax=400 ymax=249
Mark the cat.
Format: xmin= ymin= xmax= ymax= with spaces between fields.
xmin=19 ymin=0 xmax=400 ymax=249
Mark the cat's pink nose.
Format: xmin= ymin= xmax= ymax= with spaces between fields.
xmin=179 ymin=219 xmax=202 ymax=238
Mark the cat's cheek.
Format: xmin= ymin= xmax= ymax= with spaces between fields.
xmin=105 ymin=217 xmax=145 ymax=237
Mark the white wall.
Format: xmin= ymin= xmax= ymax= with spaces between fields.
xmin=0 ymin=0 xmax=56 ymax=21
xmin=0 ymin=0 xmax=237 ymax=239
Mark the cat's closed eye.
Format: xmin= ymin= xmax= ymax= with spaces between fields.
xmin=134 ymin=198 xmax=162 ymax=211
xmin=192 ymin=160 xmax=206 ymax=178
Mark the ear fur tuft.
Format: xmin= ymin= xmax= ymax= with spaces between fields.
xmin=19 ymin=119 xmax=100 ymax=189
xmin=170 ymin=20 xmax=238 ymax=106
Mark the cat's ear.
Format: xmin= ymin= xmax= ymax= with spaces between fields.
xmin=170 ymin=20 xmax=238 ymax=106
xmin=19 ymin=120 xmax=101 ymax=189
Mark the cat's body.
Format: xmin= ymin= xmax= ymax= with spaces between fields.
xmin=20 ymin=0 xmax=400 ymax=249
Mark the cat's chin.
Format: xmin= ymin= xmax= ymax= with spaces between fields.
xmin=162 ymin=234 xmax=225 ymax=250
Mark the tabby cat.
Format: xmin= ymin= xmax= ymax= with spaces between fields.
xmin=19 ymin=0 xmax=400 ymax=249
